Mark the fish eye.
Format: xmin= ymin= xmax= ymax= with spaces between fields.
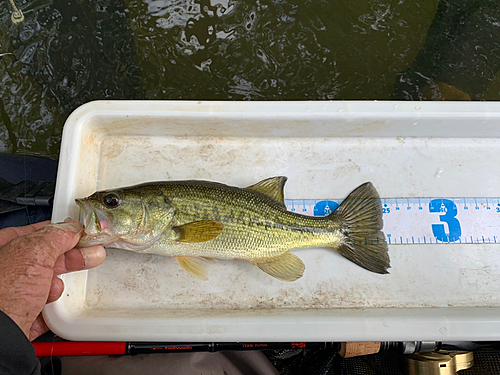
xmin=103 ymin=193 xmax=121 ymax=208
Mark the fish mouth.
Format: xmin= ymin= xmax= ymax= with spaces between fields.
xmin=76 ymin=199 xmax=110 ymax=230
xmin=75 ymin=199 xmax=116 ymax=247
xmin=75 ymin=199 xmax=89 ymax=228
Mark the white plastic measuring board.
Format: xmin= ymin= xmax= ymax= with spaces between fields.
xmin=46 ymin=100 xmax=500 ymax=343
xmin=285 ymin=198 xmax=500 ymax=244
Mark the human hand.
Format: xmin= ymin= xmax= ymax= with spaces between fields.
xmin=0 ymin=219 xmax=106 ymax=341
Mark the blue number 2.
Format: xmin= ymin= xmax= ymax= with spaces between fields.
xmin=314 ymin=201 xmax=339 ymax=217
xmin=429 ymin=199 xmax=461 ymax=242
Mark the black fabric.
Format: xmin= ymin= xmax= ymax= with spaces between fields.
xmin=461 ymin=347 xmax=500 ymax=375
xmin=0 ymin=179 xmax=37 ymax=204
xmin=0 ymin=155 xmax=57 ymax=185
xmin=0 ymin=310 xmax=40 ymax=375
xmin=0 ymin=177 xmax=55 ymax=228
xmin=265 ymin=348 xmax=340 ymax=375
xmin=0 ymin=207 xmax=53 ymax=230
xmin=0 ymin=154 xmax=57 ymax=229
xmin=265 ymin=346 xmax=500 ymax=374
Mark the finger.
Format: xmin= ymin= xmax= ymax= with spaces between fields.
xmin=80 ymin=246 xmax=107 ymax=269
xmin=47 ymin=275 xmax=64 ymax=304
xmin=0 ymin=220 xmax=50 ymax=247
xmin=53 ymin=245 xmax=106 ymax=275
xmin=28 ymin=315 xmax=50 ymax=342
xmin=25 ymin=219 xmax=84 ymax=265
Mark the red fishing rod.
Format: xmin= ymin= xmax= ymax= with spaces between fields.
xmin=33 ymin=341 xmax=335 ymax=357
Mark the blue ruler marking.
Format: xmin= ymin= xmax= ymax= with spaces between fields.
xmin=285 ymin=197 xmax=500 ymax=245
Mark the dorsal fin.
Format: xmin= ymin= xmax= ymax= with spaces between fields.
xmin=245 ymin=176 xmax=287 ymax=207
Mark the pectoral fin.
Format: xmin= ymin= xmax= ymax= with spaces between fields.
xmin=251 ymin=252 xmax=305 ymax=281
xmin=245 ymin=176 xmax=287 ymax=208
xmin=173 ymin=221 xmax=223 ymax=242
xmin=175 ymin=256 xmax=209 ymax=280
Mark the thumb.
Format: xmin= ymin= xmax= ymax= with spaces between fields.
xmin=21 ymin=219 xmax=84 ymax=267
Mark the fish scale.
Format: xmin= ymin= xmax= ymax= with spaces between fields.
xmin=148 ymin=182 xmax=341 ymax=260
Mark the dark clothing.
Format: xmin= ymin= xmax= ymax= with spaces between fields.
xmin=0 ymin=154 xmax=54 ymax=374
xmin=0 ymin=310 xmax=40 ymax=375
xmin=0 ymin=154 xmax=57 ymax=229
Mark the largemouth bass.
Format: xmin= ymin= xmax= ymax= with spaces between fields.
xmin=76 ymin=177 xmax=390 ymax=281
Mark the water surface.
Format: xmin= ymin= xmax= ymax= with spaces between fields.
xmin=1 ymin=0 xmax=499 ymax=158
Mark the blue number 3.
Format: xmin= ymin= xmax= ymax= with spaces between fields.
xmin=429 ymin=199 xmax=461 ymax=242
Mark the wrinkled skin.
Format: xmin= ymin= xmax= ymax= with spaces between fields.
xmin=0 ymin=219 xmax=106 ymax=341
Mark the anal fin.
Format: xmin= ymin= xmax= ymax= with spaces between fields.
xmin=251 ymin=252 xmax=305 ymax=281
xmin=175 ymin=256 xmax=209 ymax=280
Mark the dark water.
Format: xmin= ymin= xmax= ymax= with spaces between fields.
xmin=1 ymin=0 xmax=500 ymax=158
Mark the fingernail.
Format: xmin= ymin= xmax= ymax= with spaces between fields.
xmin=64 ymin=217 xmax=75 ymax=223
xmin=81 ymin=246 xmax=106 ymax=269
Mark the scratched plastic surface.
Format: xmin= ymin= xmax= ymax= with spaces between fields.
xmin=45 ymin=101 xmax=500 ymax=341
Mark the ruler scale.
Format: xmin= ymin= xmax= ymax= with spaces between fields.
xmin=285 ymin=198 xmax=500 ymax=245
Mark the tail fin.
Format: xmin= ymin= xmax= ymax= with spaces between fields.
xmin=329 ymin=182 xmax=390 ymax=274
